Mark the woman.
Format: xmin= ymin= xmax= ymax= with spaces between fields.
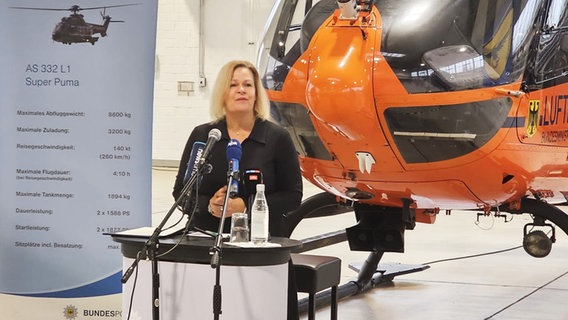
xmin=173 ymin=60 xmax=303 ymax=320
xmin=173 ymin=60 xmax=302 ymax=236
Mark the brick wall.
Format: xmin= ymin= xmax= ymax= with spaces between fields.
xmin=152 ymin=0 xmax=275 ymax=165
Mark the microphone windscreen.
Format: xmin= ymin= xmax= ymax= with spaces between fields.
xmin=226 ymin=139 xmax=242 ymax=161
xmin=209 ymin=128 xmax=222 ymax=141
xmin=184 ymin=141 xmax=205 ymax=184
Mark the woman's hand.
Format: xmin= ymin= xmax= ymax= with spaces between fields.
xmin=208 ymin=186 xmax=246 ymax=218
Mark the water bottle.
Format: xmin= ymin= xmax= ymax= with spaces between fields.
xmin=250 ymin=184 xmax=269 ymax=244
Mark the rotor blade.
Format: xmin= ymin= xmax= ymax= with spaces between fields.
xmin=9 ymin=7 xmax=70 ymax=11
xmin=10 ymin=4 xmax=139 ymax=12
xmin=69 ymin=4 xmax=140 ymax=11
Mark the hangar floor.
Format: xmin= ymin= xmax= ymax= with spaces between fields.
xmin=151 ymin=167 xmax=568 ymax=320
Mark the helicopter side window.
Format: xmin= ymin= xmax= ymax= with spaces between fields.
xmin=271 ymin=101 xmax=333 ymax=160
xmin=545 ymin=0 xmax=567 ymax=29
xmin=258 ymin=0 xmax=301 ymax=91
xmin=258 ymin=0 xmax=325 ymax=91
xmin=531 ymin=0 xmax=568 ymax=88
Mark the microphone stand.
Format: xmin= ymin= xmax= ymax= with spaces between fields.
xmin=121 ymin=160 xmax=211 ymax=320
xmin=210 ymin=166 xmax=239 ymax=320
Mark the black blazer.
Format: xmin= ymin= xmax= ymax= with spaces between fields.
xmin=173 ymin=118 xmax=303 ymax=237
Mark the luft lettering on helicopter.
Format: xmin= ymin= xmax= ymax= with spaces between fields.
xmin=540 ymin=94 xmax=568 ymax=126
xmin=258 ymin=0 xmax=568 ymax=302
xmin=10 ymin=4 xmax=137 ymax=45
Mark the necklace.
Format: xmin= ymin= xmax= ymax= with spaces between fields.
xmin=228 ymin=120 xmax=253 ymax=138
xmin=230 ymin=128 xmax=252 ymax=144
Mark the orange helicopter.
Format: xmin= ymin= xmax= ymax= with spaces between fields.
xmin=258 ymin=0 xmax=568 ymax=295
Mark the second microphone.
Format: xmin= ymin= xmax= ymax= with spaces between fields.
xmin=226 ymin=139 xmax=241 ymax=198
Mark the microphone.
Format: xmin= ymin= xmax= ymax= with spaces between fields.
xmin=183 ymin=141 xmax=206 ymax=184
xmin=180 ymin=141 xmax=205 ymax=213
xmin=243 ymin=169 xmax=263 ymax=196
xmin=226 ymin=139 xmax=242 ymax=198
xmin=243 ymin=169 xmax=263 ymax=214
xmin=199 ymin=128 xmax=222 ymax=166
xmin=180 ymin=128 xmax=220 ymax=213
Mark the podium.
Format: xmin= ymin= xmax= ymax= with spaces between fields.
xmin=111 ymin=234 xmax=301 ymax=320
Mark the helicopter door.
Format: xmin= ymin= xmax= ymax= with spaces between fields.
xmin=257 ymin=0 xmax=324 ymax=92
xmin=521 ymin=0 xmax=568 ymax=147
xmin=258 ymin=0 xmax=336 ymax=161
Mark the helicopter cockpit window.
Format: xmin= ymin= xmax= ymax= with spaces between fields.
xmin=271 ymin=102 xmax=333 ymax=160
xmin=258 ymin=0 xmax=322 ymax=91
xmin=378 ymin=0 xmax=542 ymax=93
xmin=531 ymin=0 xmax=568 ymax=88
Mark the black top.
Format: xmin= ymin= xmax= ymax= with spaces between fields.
xmin=173 ymin=118 xmax=303 ymax=237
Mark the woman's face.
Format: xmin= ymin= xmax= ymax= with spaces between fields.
xmin=224 ymin=67 xmax=256 ymax=117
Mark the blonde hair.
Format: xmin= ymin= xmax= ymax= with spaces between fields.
xmin=210 ymin=60 xmax=270 ymax=121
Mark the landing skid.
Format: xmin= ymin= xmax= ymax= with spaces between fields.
xmin=297 ymin=251 xmax=429 ymax=314
xmin=348 ymin=261 xmax=430 ymax=283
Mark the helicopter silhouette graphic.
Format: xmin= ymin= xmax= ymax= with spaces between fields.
xmin=10 ymin=4 xmax=137 ymax=45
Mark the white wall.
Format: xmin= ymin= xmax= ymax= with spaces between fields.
xmin=152 ymin=0 xmax=276 ymax=165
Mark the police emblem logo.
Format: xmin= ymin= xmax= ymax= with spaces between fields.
xmin=63 ymin=305 xmax=78 ymax=320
